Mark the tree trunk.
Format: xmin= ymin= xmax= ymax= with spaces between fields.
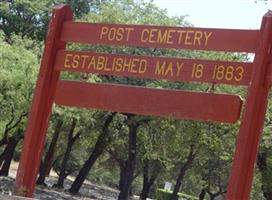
xmin=140 ymin=177 xmax=155 ymax=200
xmin=198 ymin=189 xmax=206 ymax=200
xmin=0 ymin=129 xmax=8 ymax=147
xmin=118 ymin=122 xmax=138 ymax=200
xmin=119 ymin=162 xmax=126 ymax=190
xmin=209 ymin=194 xmax=217 ymax=200
xmin=54 ymin=119 xmax=77 ymax=188
xmin=140 ymin=183 xmax=151 ymax=200
xmin=69 ymin=113 xmax=116 ymax=194
xmin=0 ymin=110 xmax=27 ymax=147
xmin=37 ymin=118 xmax=63 ymax=185
xmin=257 ymin=152 xmax=272 ymax=200
xmin=170 ymin=145 xmax=196 ymax=200
xmin=169 ymin=164 xmax=188 ymax=200
xmin=140 ymin=161 xmax=158 ymax=200
xmin=264 ymin=192 xmax=272 ymax=200
xmin=0 ymin=130 xmax=23 ymax=176
xmin=206 ymin=187 xmax=225 ymax=200
xmin=0 ymin=146 xmax=8 ymax=167
xmin=45 ymin=156 xmax=53 ymax=176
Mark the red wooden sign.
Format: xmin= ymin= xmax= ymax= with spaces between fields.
xmin=55 ymin=50 xmax=252 ymax=86
xmin=61 ymin=22 xmax=259 ymax=52
xmin=15 ymin=4 xmax=272 ymax=200
xmin=55 ymin=80 xmax=243 ymax=123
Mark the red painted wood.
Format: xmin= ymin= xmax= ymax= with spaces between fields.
xmin=226 ymin=11 xmax=272 ymax=200
xmin=54 ymin=80 xmax=243 ymax=123
xmin=15 ymin=3 xmax=272 ymax=199
xmin=15 ymin=5 xmax=73 ymax=197
xmin=61 ymin=22 xmax=259 ymax=52
xmin=55 ymin=50 xmax=252 ymax=86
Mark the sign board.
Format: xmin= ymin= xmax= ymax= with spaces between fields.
xmin=55 ymin=50 xmax=252 ymax=86
xmin=164 ymin=182 xmax=172 ymax=191
xmin=15 ymin=4 xmax=272 ymax=200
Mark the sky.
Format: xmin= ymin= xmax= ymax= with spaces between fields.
xmin=152 ymin=0 xmax=272 ymax=29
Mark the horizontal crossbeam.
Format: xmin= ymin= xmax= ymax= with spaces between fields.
xmin=54 ymin=80 xmax=243 ymax=123
xmin=61 ymin=22 xmax=259 ymax=52
xmin=55 ymin=50 xmax=252 ymax=86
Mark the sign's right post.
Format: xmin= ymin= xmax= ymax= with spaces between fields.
xmin=226 ymin=11 xmax=272 ymax=200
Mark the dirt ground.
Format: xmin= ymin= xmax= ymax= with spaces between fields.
xmin=0 ymin=161 xmax=138 ymax=200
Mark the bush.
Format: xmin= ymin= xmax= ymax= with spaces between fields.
xmin=156 ymin=189 xmax=199 ymax=200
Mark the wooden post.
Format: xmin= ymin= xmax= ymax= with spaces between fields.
xmin=226 ymin=11 xmax=272 ymax=200
xmin=15 ymin=5 xmax=73 ymax=197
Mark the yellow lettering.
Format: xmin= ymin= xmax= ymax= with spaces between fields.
xmin=193 ymin=31 xmax=203 ymax=46
xmin=165 ymin=63 xmax=173 ymax=76
xmin=72 ymin=55 xmax=80 ymax=68
xmin=108 ymin=28 xmax=116 ymax=41
xmin=116 ymin=28 xmax=124 ymax=41
xmin=192 ymin=63 xmax=204 ymax=79
xmin=100 ymin=26 xmax=108 ymax=40
xmin=177 ymin=30 xmax=187 ymax=44
xmin=141 ymin=29 xmax=149 ymax=42
xmin=138 ymin=60 xmax=147 ymax=74
xmin=96 ymin=56 xmax=105 ymax=70
xmin=100 ymin=26 xmax=134 ymax=42
xmin=185 ymin=31 xmax=194 ymax=45
xmin=125 ymin=28 xmax=134 ymax=41
xmin=130 ymin=59 xmax=137 ymax=73
xmin=235 ymin=66 xmax=244 ymax=82
xmin=167 ymin=30 xmax=175 ymax=44
xmin=176 ymin=62 xmax=184 ymax=77
xmin=157 ymin=30 xmax=168 ymax=44
xmin=225 ymin=66 xmax=234 ymax=81
xmin=88 ymin=56 xmax=96 ymax=69
xmin=123 ymin=58 xmax=132 ymax=72
xmin=81 ymin=55 xmax=89 ymax=69
xmin=149 ymin=29 xmax=157 ymax=43
xmin=155 ymin=60 xmax=166 ymax=75
xmin=114 ymin=58 xmax=123 ymax=72
xmin=213 ymin=65 xmax=225 ymax=80
xmin=204 ymin=32 xmax=212 ymax=46
xmin=103 ymin=57 xmax=110 ymax=71
xmin=64 ymin=54 xmax=73 ymax=68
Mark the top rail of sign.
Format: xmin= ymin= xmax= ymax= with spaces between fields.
xmin=61 ymin=22 xmax=260 ymax=53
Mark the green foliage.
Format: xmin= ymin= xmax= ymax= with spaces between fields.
xmin=82 ymin=0 xmax=186 ymax=25
xmin=0 ymin=31 xmax=39 ymax=135
xmin=0 ymin=0 xmax=51 ymax=40
xmin=0 ymin=0 xmax=104 ymax=40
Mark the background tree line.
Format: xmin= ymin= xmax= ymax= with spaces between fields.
xmin=0 ymin=0 xmax=271 ymax=200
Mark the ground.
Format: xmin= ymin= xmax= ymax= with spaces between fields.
xmin=0 ymin=162 xmax=138 ymax=200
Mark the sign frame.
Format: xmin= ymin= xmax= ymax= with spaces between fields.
xmin=15 ymin=4 xmax=272 ymax=200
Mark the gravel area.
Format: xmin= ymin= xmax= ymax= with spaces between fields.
xmin=0 ymin=162 xmax=138 ymax=200
xmin=0 ymin=176 xmax=122 ymax=200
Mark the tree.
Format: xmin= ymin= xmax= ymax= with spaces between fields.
xmin=0 ymin=32 xmax=39 ymax=176
xmin=0 ymin=0 xmax=52 ymax=40
xmin=139 ymin=159 xmax=163 ymax=200
xmin=136 ymin=119 xmax=169 ymax=200
xmin=69 ymin=112 xmax=116 ymax=194
xmin=0 ymin=128 xmax=24 ymax=176
xmin=117 ymin=115 xmax=149 ymax=200
xmin=257 ymin=151 xmax=272 ymax=200
xmin=255 ymin=99 xmax=272 ymax=200
xmin=54 ymin=118 xmax=81 ymax=188
xmin=170 ymin=144 xmax=197 ymax=200
xmin=37 ymin=117 xmax=63 ymax=185
xmin=0 ymin=0 xmax=104 ymax=40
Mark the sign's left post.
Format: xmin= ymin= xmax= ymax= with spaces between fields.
xmin=15 ymin=4 xmax=73 ymax=197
